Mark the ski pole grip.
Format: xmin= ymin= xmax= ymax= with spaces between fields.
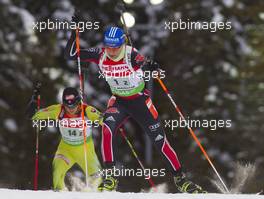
xmin=33 ymin=82 xmax=41 ymax=100
xmin=35 ymin=82 xmax=41 ymax=89
xmin=115 ymin=2 xmax=126 ymax=13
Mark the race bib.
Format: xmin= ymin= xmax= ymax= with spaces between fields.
xmin=59 ymin=118 xmax=92 ymax=145
xmin=107 ymin=77 xmax=140 ymax=91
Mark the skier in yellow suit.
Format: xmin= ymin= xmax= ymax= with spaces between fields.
xmin=28 ymin=87 xmax=102 ymax=191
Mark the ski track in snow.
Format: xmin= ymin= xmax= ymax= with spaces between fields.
xmin=1 ymin=189 xmax=264 ymax=199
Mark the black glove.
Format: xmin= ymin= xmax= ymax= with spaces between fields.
xmin=142 ymin=59 xmax=160 ymax=72
xmin=72 ymin=10 xmax=81 ymax=23
xmin=26 ymin=82 xmax=41 ymax=118
xmin=32 ymin=82 xmax=41 ymax=101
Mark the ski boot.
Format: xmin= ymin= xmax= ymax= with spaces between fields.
xmin=98 ymin=176 xmax=118 ymax=192
xmin=174 ymin=172 xmax=207 ymax=193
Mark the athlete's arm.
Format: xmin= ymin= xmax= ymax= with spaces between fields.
xmin=26 ymin=84 xmax=41 ymax=118
xmin=64 ymin=30 xmax=101 ymax=64
xmin=131 ymin=48 xmax=160 ymax=71
xmin=85 ymin=105 xmax=103 ymax=125
xmin=26 ymin=97 xmax=38 ymax=118
xmin=32 ymin=104 xmax=62 ymax=120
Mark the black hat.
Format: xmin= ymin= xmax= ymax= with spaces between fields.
xmin=62 ymin=87 xmax=81 ymax=108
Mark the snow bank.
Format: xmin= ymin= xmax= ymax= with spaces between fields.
xmin=0 ymin=189 xmax=263 ymax=199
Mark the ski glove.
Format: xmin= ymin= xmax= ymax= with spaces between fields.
xmin=26 ymin=82 xmax=41 ymax=118
xmin=72 ymin=11 xmax=81 ymax=23
xmin=32 ymin=82 xmax=41 ymax=101
xmin=142 ymin=59 xmax=160 ymax=72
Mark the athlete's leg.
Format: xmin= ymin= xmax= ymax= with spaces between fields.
xmin=122 ymin=91 xmax=181 ymax=175
xmin=101 ymin=96 xmax=129 ymax=168
xmin=52 ymin=140 xmax=75 ymax=190
xmin=98 ymin=96 xmax=129 ymax=191
xmin=77 ymin=138 xmax=101 ymax=175
xmin=121 ymin=91 xmax=206 ymax=193
xmin=75 ymin=138 xmax=102 ymax=189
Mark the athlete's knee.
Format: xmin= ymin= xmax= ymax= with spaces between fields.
xmin=52 ymin=154 xmax=71 ymax=180
xmin=151 ymin=133 xmax=166 ymax=150
xmin=147 ymin=121 xmax=163 ymax=134
xmin=53 ymin=154 xmax=71 ymax=168
xmin=146 ymin=122 xmax=165 ymax=142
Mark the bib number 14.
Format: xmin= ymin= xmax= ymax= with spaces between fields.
xmin=68 ymin=130 xmax=82 ymax=136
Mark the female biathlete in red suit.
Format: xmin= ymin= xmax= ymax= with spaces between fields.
xmin=65 ymin=15 xmax=206 ymax=193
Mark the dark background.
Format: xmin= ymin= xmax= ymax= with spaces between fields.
xmin=0 ymin=0 xmax=263 ymax=193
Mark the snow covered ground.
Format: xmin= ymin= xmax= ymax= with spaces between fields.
xmin=0 ymin=189 xmax=263 ymax=199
